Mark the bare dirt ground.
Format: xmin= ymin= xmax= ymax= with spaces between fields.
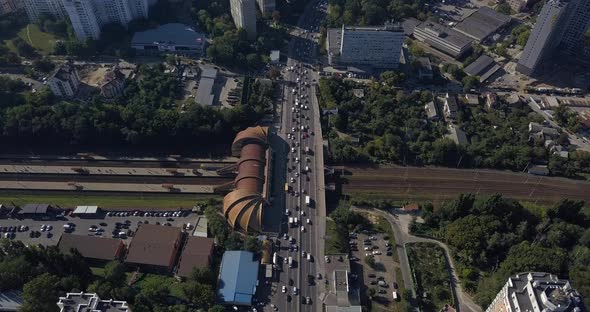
xmin=339 ymin=165 xmax=590 ymax=205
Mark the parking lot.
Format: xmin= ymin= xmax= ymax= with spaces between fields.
xmin=350 ymin=231 xmax=400 ymax=309
xmin=0 ymin=209 xmax=196 ymax=246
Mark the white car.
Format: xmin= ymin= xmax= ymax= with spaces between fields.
xmin=372 ymin=251 xmax=382 ymax=255
xmin=293 ymin=287 xmax=298 ymax=295
xmin=306 ymin=218 xmax=311 ymax=224
xmin=300 ymin=210 xmax=305 ymax=216
xmin=282 ymin=286 xmax=287 ymax=293
xmin=301 ymin=226 xmax=305 ymax=232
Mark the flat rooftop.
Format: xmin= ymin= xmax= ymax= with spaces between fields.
xmin=131 ymin=23 xmax=205 ymax=47
xmin=454 ymin=6 xmax=511 ymax=41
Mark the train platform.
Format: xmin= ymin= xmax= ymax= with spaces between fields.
xmin=0 ymin=181 xmax=216 ymax=194
xmin=0 ymin=165 xmax=226 ymax=177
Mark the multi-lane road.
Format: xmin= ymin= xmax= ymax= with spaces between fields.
xmin=269 ymin=0 xmax=327 ymax=311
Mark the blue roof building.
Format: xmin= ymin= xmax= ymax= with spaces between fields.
xmin=217 ymin=251 xmax=259 ymax=305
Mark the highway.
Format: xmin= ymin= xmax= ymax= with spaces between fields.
xmin=269 ymin=0 xmax=327 ymax=311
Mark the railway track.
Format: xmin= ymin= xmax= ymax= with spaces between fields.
xmin=0 ymin=159 xmax=234 ymax=169
xmin=0 ymin=173 xmax=233 ymax=185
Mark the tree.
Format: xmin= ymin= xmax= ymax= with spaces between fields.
xmin=20 ymin=273 xmax=60 ymax=312
xmin=244 ymin=236 xmax=262 ymax=253
xmin=365 ymin=255 xmax=376 ymax=268
xmin=209 ymin=305 xmax=226 ymax=312
xmin=516 ymin=30 xmax=531 ymax=46
xmin=368 ymin=287 xmax=377 ymax=298
xmin=182 ymin=281 xmax=215 ymax=308
xmin=13 ymin=38 xmax=36 ymax=57
xmin=495 ymin=3 xmax=512 ymax=15
xmin=33 ymin=57 xmax=55 ymax=73
xmin=462 ymin=75 xmax=480 ymax=92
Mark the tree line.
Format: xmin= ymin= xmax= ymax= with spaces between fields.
xmin=412 ymin=194 xmax=590 ymax=308
xmin=0 ymin=65 xmax=272 ymax=153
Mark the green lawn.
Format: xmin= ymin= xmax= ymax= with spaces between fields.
xmin=4 ymin=24 xmax=60 ymax=55
xmin=325 ymin=219 xmax=345 ymax=255
xmin=0 ymin=192 xmax=219 ymax=209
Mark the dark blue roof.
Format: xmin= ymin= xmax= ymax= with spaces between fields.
xmin=217 ymin=251 xmax=259 ymax=305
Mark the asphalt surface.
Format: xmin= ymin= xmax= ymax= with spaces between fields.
xmin=267 ymin=1 xmax=327 ymax=311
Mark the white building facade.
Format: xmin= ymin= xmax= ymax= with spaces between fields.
xmin=24 ymin=0 xmax=154 ymax=40
xmin=328 ymin=25 xmax=404 ymax=69
xmin=230 ymin=0 xmax=256 ymax=40
xmin=256 ymin=0 xmax=275 ymax=14
xmin=48 ymin=64 xmax=81 ymax=97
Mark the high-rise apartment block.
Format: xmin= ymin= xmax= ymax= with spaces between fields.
xmin=517 ymin=0 xmax=590 ymax=75
xmin=23 ymin=0 xmax=157 ymax=40
xmin=48 ymin=63 xmax=81 ymax=97
xmin=256 ymin=0 xmax=275 ymax=14
xmin=0 ymin=0 xmax=24 ymax=16
xmin=230 ymin=0 xmax=257 ymax=40
xmin=327 ymin=24 xmax=404 ymax=69
xmin=486 ymin=272 xmax=586 ymax=312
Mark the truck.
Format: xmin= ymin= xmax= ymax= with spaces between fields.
xmin=305 ymin=196 xmax=311 ymax=206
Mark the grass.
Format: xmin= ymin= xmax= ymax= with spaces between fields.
xmin=325 ymin=219 xmax=345 ymax=255
xmin=0 ymin=192 xmax=219 ymax=209
xmin=4 ymin=24 xmax=60 ymax=55
xmin=407 ymin=242 xmax=454 ymax=311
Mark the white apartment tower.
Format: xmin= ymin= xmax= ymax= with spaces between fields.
xmin=328 ymin=24 xmax=404 ymax=69
xmin=48 ymin=64 xmax=81 ymax=97
xmin=24 ymin=0 xmax=155 ymax=40
xmin=230 ymin=0 xmax=257 ymax=40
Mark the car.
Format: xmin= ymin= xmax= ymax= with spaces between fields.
xmin=386 ymin=251 xmax=393 ymax=256
xmin=325 ymin=256 xmax=330 ymax=263
xmin=370 ymin=280 xmax=378 ymax=285
xmin=289 ymin=278 xmax=294 ymax=286
xmin=300 ymin=225 xmax=305 ymax=232
xmin=282 ymin=286 xmax=287 ymax=293
xmin=306 ymin=218 xmax=311 ymax=224
xmin=306 ymin=297 xmax=311 ymax=304
xmin=3 ymin=233 xmax=9 ymax=238
xmin=368 ymin=273 xmax=376 ymax=278
xmin=365 ymin=253 xmax=371 ymax=257
xmin=283 ymin=233 xmax=288 ymax=240
xmin=293 ymin=287 xmax=298 ymax=295
xmin=393 ymin=282 xmax=399 ymax=289
xmin=377 ymin=276 xmax=385 ymax=281
xmin=378 ymin=289 xmax=387 ymax=294
xmin=372 ymin=251 xmax=382 ymax=255
xmin=283 ymin=257 xmax=289 ymax=264
xmin=302 ymin=251 xmax=306 ymax=257
xmin=287 ymin=295 xmax=292 ymax=302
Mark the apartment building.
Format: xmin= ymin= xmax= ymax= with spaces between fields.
xmin=57 ymin=292 xmax=130 ymax=312
xmin=517 ymin=0 xmax=590 ymax=75
xmin=256 ymin=0 xmax=275 ymax=14
xmin=413 ymin=21 xmax=473 ymax=58
xmin=507 ymin=0 xmax=529 ymax=12
xmin=486 ymin=272 xmax=585 ymax=312
xmin=230 ymin=0 xmax=256 ymax=40
xmin=24 ymin=0 xmax=155 ymax=40
xmin=0 ymin=0 xmax=24 ymax=16
xmin=327 ymin=24 xmax=404 ymax=69
xmin=48 ymin=64 xmax=81 ymax=97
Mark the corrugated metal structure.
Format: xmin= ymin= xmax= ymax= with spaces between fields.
xmin=217 ymin=251 xmax=259 ymax=306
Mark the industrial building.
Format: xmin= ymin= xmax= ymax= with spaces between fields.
xmin=24 ymin=0 xmax=157 ymax=40
xmin=463 ymin=54 xmax=502 ymax=82
xmin=413 ymin=21 xmax=473 ymax=58
xmin=131 ymin=23 xmax=206 ymax=56
xmin=454 ymin=7 xmax=511 ymax=42
xmin=230 ymin=0 xmax=257 ymax=40
xmin=176 ymin=236 xmax=215 ymax=279
xmin=48 ymin=63 xmax=81 ymax=98
xmin=327 ymin=24 xmax=404 ymax=69
xmin=222 ymin=126 xmax=270 ymax=233
xmin=57 ymin=292 xmax=129 ymax=312
xmin=58 ymin=234 xmax=126 ymax=263
xmin=217 ymin=251 xmax=259 ymax=306
xmin=486 ymin=272 xmax=586 ymax=312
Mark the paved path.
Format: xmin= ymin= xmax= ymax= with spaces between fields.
xmin=352 ymin=207 xmax=483 ymax=312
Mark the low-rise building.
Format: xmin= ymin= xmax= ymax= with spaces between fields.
xmin=413 ymin=21 xmax=473 ymax=58
xmin=0 ymin=290 xmax=22 ymax=311
xmin=48 ymin=64 xmax=80 ymax=98
xmin=417 ymin=57 xmax=433 ymax=80
xmin=327 ymin=24 xmax=404 ymax=69
xmin=176 ymin=236 xmax=214 ymax=279
xmin=57 ymin=292 xmax=129 ymax=312
xmin=131 ymin=23 xmax=206 ymax=56
xmin=196 ymin=66 xmax=218 ymax=106
xmin=58 ymin=234 xmax=126 ymax=264
xmin=508 ymin=0 xmax=529 ymax=12
xmin=446 ymin=124 xmax=469 ymax=145
xmin=217 ymin=250 xmax=259 ymax=306
xmin=463 ymin=94 xmax=480 ymax=105
xmin=269 ymin=50 xmax=280 ymax=64
xmin=454 ymin=7 xmax=511 ymax=42
xmin=485 ymin=272 xmax=585 ymax=312
xmin=443 ymin=93 xmax=459 ymax=119
xmin=16 ymin=203 xmax=54 ymax=218
xmin=425 ymin=101 xmax=440 ymax=120
xmin=463 ymin=54 xmax=501 ymax=82
xmin=125 ymin=224 xmax=182 ymax=273
xmin=485 ymin=92 xmax=498 ymax=109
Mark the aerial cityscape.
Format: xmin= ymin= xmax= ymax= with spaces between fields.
xmin=0 ymin=0 xmax=589 ymax=311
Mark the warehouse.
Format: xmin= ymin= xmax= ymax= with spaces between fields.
xmin=454 ymin=7 xmax=511 ymax=42
xmin=413 ymin=21 xmax=473 ymax=58
xmin=131 ymin=23 xmax=206 ymax=56
xmin=217 ymin=251 xmax=259 ymax=306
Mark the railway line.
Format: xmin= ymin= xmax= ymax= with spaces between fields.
xmin=341 ymin=165 xmax=590 ymax=204
xmin=0 ymin=174 xmax=232 ymax=185
xmin=0 ymin=158 xmax=235 ymax=169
